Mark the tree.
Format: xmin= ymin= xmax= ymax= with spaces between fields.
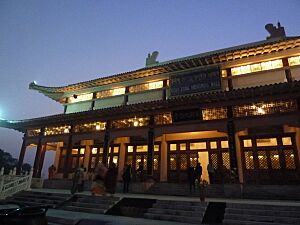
xmin=0 ymin=148 xmax=31 ymax=174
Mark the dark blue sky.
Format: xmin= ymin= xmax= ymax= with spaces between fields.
xmin=1 ymin=0 xmax=300 ymax=170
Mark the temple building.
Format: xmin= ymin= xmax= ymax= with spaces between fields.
xmin=1 ymin=23 xmax=300 ymax=185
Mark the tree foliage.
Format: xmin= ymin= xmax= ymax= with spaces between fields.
xmin=0 ymin=148 xmax=31 ymax=174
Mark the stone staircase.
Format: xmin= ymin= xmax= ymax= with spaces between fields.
xmin=59 ymin=195 xmax=120 ymax=214
xmin=147 ymin=182 xmax=224 ymax=198
xmin=47 ymin=217 xmax=76 ymax=225
xmin=144 ymin=199 xmax=208 ymax=224
xmin=223 ymin=202 xmax=300 ymax=225
xmin=6 ymin=191 xmax=71 ymax=208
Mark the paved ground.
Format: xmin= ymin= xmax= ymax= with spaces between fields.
xmin=5 ymin=188 xmax=300 ymax=225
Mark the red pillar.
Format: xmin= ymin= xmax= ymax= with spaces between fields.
xmin=17 ymin=133 xmax=27 ymax=175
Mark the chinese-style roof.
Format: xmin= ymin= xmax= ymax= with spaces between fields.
xmin=3 ymin=80 xmax=300 ymax=132
xmin=29 ymin=36 xmax=300 ymax=101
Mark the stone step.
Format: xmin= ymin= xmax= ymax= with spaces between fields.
xmin=223 ymin=218 xmax=288 ymax=225
xmin=11 ymin=196 xmax=60 ymax=205
xmin=148 ymin=207 xmax=205 ymax=217
xmin=70 ymin=201 xmax=110 ymax=209
xmin=153 ymin=203 xmax=206 ymax=211
xmin=156 ymin=199 xmax=207 ymax=206
xmin=22 ymin=191 xmax=70 ymax=198
xmin=226 ymin=207 xmax=300 ymax=218
xmin=15 ymin=192 xmax=68 ymax=201
xmin=7 ymin=199 xmax=55 ymax=208
xmin=60 ymin=205 xmax=105 ymax=214
xmin=226 ymin=203 xmax=300 ymax=211
xmin=224 ymin=212 xmax=300 ymax=224
xmin=144 ymin=212 xmax=203 ymax=224
xmin=47 ymin=216 xmax=76 ymax=225
xmin=75 ymin=196 xmax=119 ymax=205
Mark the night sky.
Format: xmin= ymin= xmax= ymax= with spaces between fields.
xmin=1 ymin=0 xmax=300 ymax=175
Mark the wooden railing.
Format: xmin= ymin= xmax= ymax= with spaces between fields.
xmin=0 ymin=167 xmax=33 ymax=199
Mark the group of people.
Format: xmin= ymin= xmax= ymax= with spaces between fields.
xmin=187 ymin=162 xmax=203 ymax=192
xmin=71 ymin=162 xmax=118 ymax=196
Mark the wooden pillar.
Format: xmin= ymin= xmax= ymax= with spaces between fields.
xmin=102 ymin=121 xmax=110 ymax=166
xmin=17 ymin=133 xmax=27 ymax=175
xmin=227 ymin=106 xmax=238 ymax=170
xmin=282 ymin=58 xmax=293 ymax=82
xmin=33 ymin=142 xmax=43 ymax=177
xmin=37 ymin=145 xmax=47 ymax=178
xmin=160 ymin=134 xmax=168 ymax=182
xmin=63 ymin=127 xmax=73 ymax=179
xmin=226 ymin=68 xmax=233 ymax=91
xmin=147 ymin=115 xmax=154 ymax=177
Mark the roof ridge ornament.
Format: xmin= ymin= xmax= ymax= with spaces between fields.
xmin=265 ymin=22 xmax=286 ymax=40
xmin=146 ymin=51 xmax=159 ymax=67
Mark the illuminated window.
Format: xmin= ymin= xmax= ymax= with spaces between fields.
xmin=202 ymin=107 xmax=227 ymax=120
xmin=270 ymin=150 xmax=281 ymax=169
xmin=221 ymin=141 xmax=228 ymax=148
xmin=190 ymin=142 xmax=206 ymax=150
xmin=244 ymin=151 xmax=254 ymax=169
xmin=155 ymin=113 xmax=172 ymax=125
xmin=243 ymin=139 xmax=252 ymax=147
xmin=45 ymin=125 xmax=71 ymax=136
xmin=257 ymin=151 xmax=268 ymax=169
xmin=256 ymin=138 xmax=277 ymax=147
xmin=27 ymin=128 xmax=41 ymax=137
xmin=221 ymin=70 xmax=227 ymax=77
xmin=80 ymin=148 xmax=85 ymax=154
xmin=113 ymin=147 xmax=119 ymax=153
xmin=74 ymin=121 xmax=106 ymax=133
xmin=96 ymin=87 xmax=125 ymax=99
xmin=68 ymin=93 xmax=93 ymax=103
xmin=288 ymin=55 xmax=300 ymax=66
xmin=127 ymin=146 xmax=134 ymax=153
xmin=136 ymin=145 xmax=147 ymax=152
xmin=72 ymin=149 xmax=78 ymax=154
xmin=180 ymin=143 xmax=186 ymax=151
xmin=112 ymin=117 xmax=149 ymax=129
xmin=92 ymin=148 xmax=98 ymax=154
xmin=233 ymin=100 xmax=297 ymax=117
xmin=210 ymin=142 xmax=217 ymax=149
xmin=154 ymin=145 xmax=160 ymax=152
xmin=282 ymin=137 xmax=292 ymax=145
xmin=170 ymin=144 xmax=177 ymax=151
xmin=231 ymin=59 xmax=283 ymax=76
xmin=129 ymin=80 xmax=164 ymax=93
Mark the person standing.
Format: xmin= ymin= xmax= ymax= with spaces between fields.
xmin=122 ymin=164 xmax=131 ymax=193
xmin=91 ymin=162 xmax=108 ymax=196
xmin=104 ymin=162 xmax=118 ymax=195
xmin=195 ymin=162 xmax=203 ymax=184
xmin=207 ymin=162 xmax=215 ymax=184
xmin=187 ymin=166 xmax=195 ymax=192
xmin=48 ymin=165 xmax=56 ymax=180
xmin=136 ymin=162 xmax=144 ymax=182
xmin=71 ymin=165 xmax=84 ymax=194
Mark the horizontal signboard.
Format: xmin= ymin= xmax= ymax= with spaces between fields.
xmin=170 ymin=67 xmax=221 ymax=96
xmin=172 ymin=109 xmax=201 ymax=122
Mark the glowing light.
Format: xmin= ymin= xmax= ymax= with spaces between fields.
xmin=96 ymin=124 xmax=101 ymax=130
xmin=257 ymin=107 xmax=265 ymax=114
xmin=273 ymin=155 xmax=279 ymax=159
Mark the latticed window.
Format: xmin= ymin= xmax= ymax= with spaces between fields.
xmin=153 ymin=155 xmax=159 ymax=170
xmin=135 ymin=155 xmax=142 ymax=170
xmin=74 ymin=122 xmax=106 ymax=133
xmin=211 ymin=153 xmax=218 ymax=169
xmin=284 ymin=150 xmax=296 ymax=169
xmin=129 ymin=80 xmax=164 ymax=93
xmin=45 ymin=125 xmax=71 ymax=136
xmin=111 ymin=117 xmax=150 ymax=128
xmin=189 ymin=154 xmax=198 ymax=168
xmin=244 ymin=151 xmax=254 ymax=169
xmin=233 ymin=100 xmax=297 ymax=117
xmin=222 ymin=152 xmax=230 ymax=170
xmin=169 ymin=154 xmax=177 ymax=170
xmin=126 ymin=155 xmax=133 ymax=166
xmin=202 ymin=107 xmax=227 ymax=120
xmin=27 ymin=128 xmax=41 ymax=137
xmin=154 ymin=113 xmax=172 ymax=125
xmin=270 ymin=150 xmax=281 ymax=169
xmin=257 ymin=151 xmax=268 ymax=169
xmin=180 ymin=154 xmax=188 ymax=170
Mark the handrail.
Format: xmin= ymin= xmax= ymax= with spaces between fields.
xmin=0 ymin=167 xmax=33 ymax=199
